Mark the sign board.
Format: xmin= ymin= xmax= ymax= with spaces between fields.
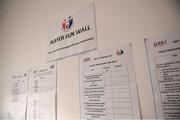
xmin=47 ymin=3 xmax=97 ymax=61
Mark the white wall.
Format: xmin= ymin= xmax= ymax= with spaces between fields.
xmin=0 ymin=0 xmax=180 ymax=119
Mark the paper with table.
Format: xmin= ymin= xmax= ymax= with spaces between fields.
xmin=145 ymin=34 xmax=180 ymax=119
xmin=27 ymin=62 xmax=57 ymax=120
xmin=79 ymin=44 xmax=141 ymax=120
xmin=8 ymin=72 xmax=28 ymax=120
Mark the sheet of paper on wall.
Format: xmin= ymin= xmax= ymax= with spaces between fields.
xmin=8 ymin=72 xmax=28 ymax=120
xmin=27 ymin=62 xmax=57 ymax=120
xmin=145 ymin=34 xmax=180 ymax=119
xmin=47 ymin=3 xmax=97 ymax=62
xmin=79 ymin=44 xmax=141 ymax=120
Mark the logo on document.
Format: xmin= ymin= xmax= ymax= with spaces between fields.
xmin=61 ymin=16 xmax=74 ymax=32
xmin=116 ymin=49 xmax=124 ymax=56
xmin=83 ymin=57 xmax=91 ymax=63
xmin=154 ymin=40 xmax=167 ymax=47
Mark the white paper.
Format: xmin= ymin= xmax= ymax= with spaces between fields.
xmin=27 ymin=62 xmax=57 ymax=120
xmin=145 ymin=34 xmax=180 ymax=119
xmin=47 ymin=3 xmax=97 ymax=61
xmin=8 ymin=72 xmax=28 ymax=120
xmin=79 ymin=45 xmax=141 ymax=120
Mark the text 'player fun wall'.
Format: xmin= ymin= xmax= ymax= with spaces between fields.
xmin=0 ymin=0 xmax=180 ymax=119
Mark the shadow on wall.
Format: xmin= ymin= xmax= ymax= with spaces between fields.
xmin=174 ymin=0 xmax=180 ymax=12
xmin=0 ymin=0 xmax=4 ymax=10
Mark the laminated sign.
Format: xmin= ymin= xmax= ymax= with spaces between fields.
xmin=47 ymin=3 xmax=97 ymax=61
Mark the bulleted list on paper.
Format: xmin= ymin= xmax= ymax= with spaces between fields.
xmin=145 ymin=35 xmax=180 ymax=119
xmin=155 ymin=55 xmax=180 ymax=119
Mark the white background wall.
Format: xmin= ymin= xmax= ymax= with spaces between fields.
xmin=0 ymin=0 xmax=180 ymax=119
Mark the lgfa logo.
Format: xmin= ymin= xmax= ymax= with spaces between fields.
xmin=154 ymin=40 xmax=167 ymax=47
xmin=61 ymin=16 xmax=74 ymax=32
xmin=116 ymin=49 xmax=124 ymax=56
